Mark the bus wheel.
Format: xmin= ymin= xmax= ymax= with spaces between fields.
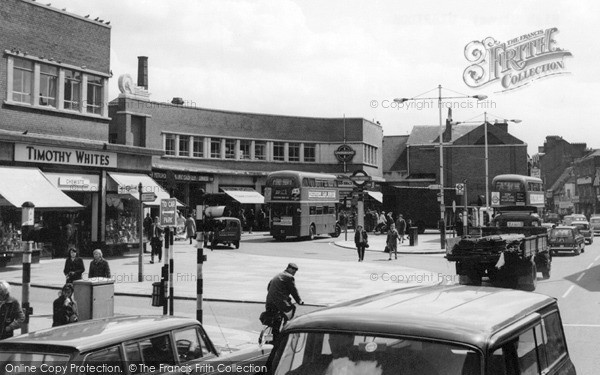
xmin=330 ymin=223 xmax=341 ymax=238
xmin=309 ymin=224 xmax=316 ymax=240
xmin=274 ymin=235 xmax=286 ymax=241
xmin=234 ymin=241 xmax=240 ymax=249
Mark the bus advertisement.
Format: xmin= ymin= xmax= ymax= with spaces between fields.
xmin=264 ymin=170 xmax=341 ymax=240
xmin=491 ymin=174 xmax=545 ymax=210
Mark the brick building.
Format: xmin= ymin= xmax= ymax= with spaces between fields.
xmin=0 ymin=0 xmax=162 ymax=256
xmin=109 ymin=64 xmax=384 ymax=212
xmin=538 ymin=136 xmax=588 ymax=191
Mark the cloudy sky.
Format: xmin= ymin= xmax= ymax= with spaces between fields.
xmin=51 ymin=0 xmax=598 ymax=155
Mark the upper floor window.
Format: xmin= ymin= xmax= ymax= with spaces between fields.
xmin=289 ymin=143 xmax=300 ymax=162
xmin=240 ymin=140 xmax=251 ymax=160
xmin=304 ymin=143 xmax=316 ymax=162
xmin=165 ymin=134 xmax=176 ymax=156
xmin=64 ymin=70 xmax=81 ymax=111
xmin=179 ymin=135 xmax=190 ymax=157
xmin=225 ymin=139 xmax=236 ymax=159
xmin=86 ymin=75 xmax=103 ymax=115
xmin=274 ymin=142 xmax=285 ymax=161
xmin=12 ymin=58 xmax=33 ymax=104
xmin=255 ymin=142 xmax=267 ymax=160
xmin=210 ymin=138 xmax=221 ymax=158
xmin=39 ymin=65 xmax=58 ymax=107
xmin=193 ymin=137 xmax=204 ymax=158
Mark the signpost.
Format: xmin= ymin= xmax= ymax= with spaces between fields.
xmin=349 ymin=170 xmax=371 ymax=229
xmin=160 ymin=198 xmax=177 ymax=315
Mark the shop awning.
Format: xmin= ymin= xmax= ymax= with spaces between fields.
xmin=108 ymin=172 xmax=179 ymax=206
xmin=221 ymin=187 xmax=265 ymax=204
xmin=366 ymin=191 xmax=383 ymax=203
xmin=0 ymin=166 xmax=83 ymax=209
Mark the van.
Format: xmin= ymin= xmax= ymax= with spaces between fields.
xmin=206 ymin=217 xmax=242 ymax=249
xmin=590 ymin=215 xmax=600 ymax=236
xmin=267 ymin=285 xmax=576 ymax=375
xmin=0 ymin=315 xmax=270 ymax=374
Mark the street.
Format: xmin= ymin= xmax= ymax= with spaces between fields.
xmin=7 ymin=232 xmax=600 ymax=374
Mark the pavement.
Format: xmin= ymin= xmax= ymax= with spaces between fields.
xmin=1 ymin=229 xmax=453 ymax=347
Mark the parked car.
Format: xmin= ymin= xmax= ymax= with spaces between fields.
xmin=207 ymin=217 xmax=242 ymax=249
xmin=0 ymin=315 xmax=271 ymax=374
xmin=549 ymin=225 xmax=585 ymax=255
xmin=266 ymin=285 xmax=576 ymax=375
xmin=563 ymin=214 xmax=586 ymax=226
xmin=571 ymin=220 xmax=593 ymax=244
xmin=590 ymin=215 xmax=600 ymax=236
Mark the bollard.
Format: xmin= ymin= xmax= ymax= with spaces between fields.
xmin=21 ymin=241 xmax=33 ymax=333
xmin=196 ymin=231 xmax=206 ymax=323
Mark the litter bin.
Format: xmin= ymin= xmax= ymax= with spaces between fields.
xmin=152 ymin=281 xmax=165 ymax=307
xmin=409 ymin=227 xmax=419 ymax=246
xmin=73 ymin=278 xmax=114 ymax=321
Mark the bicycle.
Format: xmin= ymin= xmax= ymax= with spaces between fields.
xmin=258 ymin=303 xmax=298 ymax=346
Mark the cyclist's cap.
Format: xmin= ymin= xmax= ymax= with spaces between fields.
xmin=287 ymin=263 xmax=299 ymax=271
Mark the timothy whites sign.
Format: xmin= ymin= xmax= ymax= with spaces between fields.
xmin=15 ymin=143 xmax=117 ymax=168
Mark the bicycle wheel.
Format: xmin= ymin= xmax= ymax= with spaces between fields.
xmin=258 ymin=326 xmax=273 ymax=345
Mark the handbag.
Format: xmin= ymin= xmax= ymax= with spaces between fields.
xmin=365 ymin=243 xmax=370 ymax=248
xmin=259 ymin=310 xmax=276 ymax=326
xmin=384 ymin=245 xmax=389 ymax=253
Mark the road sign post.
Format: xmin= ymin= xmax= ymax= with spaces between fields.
xmin=349 ymin=170 xmax=371 ymax=229
xmin=160 ymin=198 xmax=177 ymax=315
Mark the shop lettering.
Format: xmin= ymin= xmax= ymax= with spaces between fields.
xmin=74 ymin=150 xmax=111 ymax=166
xmin=27 ymin=146 xmax=72 ymax=163
xmin=23 ymin=145 xmax=112 ymax=166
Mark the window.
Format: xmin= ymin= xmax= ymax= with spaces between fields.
xmin=174 ymin=327 xmax=210 ymax=362
xmin=225 ymin=139 xmax=236 ymax=159
xmin=165 ymin=134 xmax=176 ymax=156
xmin=274 ymin=142 xmax=285 ymax=161
xmin=64 ymin=70 xmax=81 ymax=111
xmin=86 ymin=74 xmax=103 ymax=114
xmin=13 ymin=58 xmax=33 ymax=103
xmin=240 ymin=140 xmax=251 ymax=160
xmin=289 ymin=143 xmax=300 ymax=162
xmin=193 ymin=137 xmax=204 ymax=158
xmin=39 ymin=65 xmax=57 ymax=107
xmin=210 ymin=138 xmax=221 ymax=158
xmin=543 ymin=312 xmax=568 ymax=366
xmin=255 ymin=141 xmax=266 ymax=160
xmin=304 ymin=143 xmax=316 ymax=162
xmin=85 ymin=346 xmax=122 ymax=367
xmin=179 ymin=135 xmax=190 ymax=157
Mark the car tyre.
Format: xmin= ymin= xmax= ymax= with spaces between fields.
xmin=308 ymin=224 xmax=316 ymax=240
xmin=234 ymin=241 xmax=240 ymax=249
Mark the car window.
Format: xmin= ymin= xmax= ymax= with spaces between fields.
xmin=542 ymin=312 xmax=568 ymax=367
xmin=0 ymin=352 xmax=70 ymax=364
xmin=84 ymin=346 xmax=122 ymax=375
xmin=550 ymin=229 xmax=572 ymax=238
xmin=174 ymin=327 xmax=211 ymax=362
xmin=491 ymin=326 xmax=545 ymax=375
xmin=515 ymin=329 xmax=539 ymax=375
xmin=125 ymin=334 xmax=176 ymax=372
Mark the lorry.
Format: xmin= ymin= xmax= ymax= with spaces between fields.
xmin=383 ymin=185 xmax=458 ymax=234
xmin=445 ymin=206 xmax=551 ymax=291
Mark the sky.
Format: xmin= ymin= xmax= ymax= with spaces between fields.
xmin=49 ymin=0 xmax=599 ymax=155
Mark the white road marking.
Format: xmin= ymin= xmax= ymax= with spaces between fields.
xmin=595 ymin=255 xmax=600 ymax=262
xmin=562 ymin=285 xmax=574 ymax=298
xmin=587 ymin=263 xmax=594 ymax=270
xmin=576 ymin=273 xmax=585 ymax=282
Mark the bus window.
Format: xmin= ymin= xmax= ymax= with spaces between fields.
xmin=309 ymin=206 xmax=316 ymax=215
xmin=316 ymin=207 xmax=323 ymax=215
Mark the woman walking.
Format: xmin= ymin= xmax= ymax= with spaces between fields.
xmin=63 ymin=248 xmax=85 ymax=284
xmin=386 ymin=223 xmax=400 ymax=260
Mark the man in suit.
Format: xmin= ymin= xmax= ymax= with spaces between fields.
xmin=354 ymin=225 xmax=368 ymax=262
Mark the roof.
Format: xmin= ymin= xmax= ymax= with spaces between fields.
xmin=0 ymin=316 xmax=200 ymax=353
xmin=382 ymin=135 xmax=408 ymax=172
xmin=283 ymin=285 xmax=555 ymax=350
xmin=406 ymin=125 xmax=478 ymax=145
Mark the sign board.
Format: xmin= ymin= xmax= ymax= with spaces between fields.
xmin=159 ymin=198 xmax=178 ymax=226
xmin=334 ymin=144 xmax=356 ymax=163
xmin=141 ymin=192 xmax=157 ymax=202
xmin=428 ymin=184 xmax=442 ymax=190
xmin=349 ymin=170 xmax=371 ymax=187
xmin=455 ymin=183 xmax=465 ymax=196
xmin=491 ymin=191 xmax=500 ymax=206
xmin=15 ymin=143 xmax=117 ymax=168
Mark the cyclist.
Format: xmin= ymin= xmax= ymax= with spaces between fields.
xmin=265 ymin=263 xmax=304 ymax=343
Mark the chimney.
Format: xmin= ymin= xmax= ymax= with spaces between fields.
xmin=493 ymin=120 xmax=507 ymax=133
xmin=442 ymin=108 xmax=452 ymax=142
xmin=137 ymin=56 xmax=148 ymax=89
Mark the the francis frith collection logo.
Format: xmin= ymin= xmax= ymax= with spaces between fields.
xmin=463 ymin=27 xmax=572 ymax=92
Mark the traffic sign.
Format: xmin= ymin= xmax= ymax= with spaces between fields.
xmin=428 ymin=184 xmax=441 ymax=190
xmin=141 ymin=192 xmax=157 ymax=202
xmin=160 ymin=198 xmax=178 ymax=226
xmin=349 ymin=169 xmax=371 ymax=187
xmin=455 ymin=183 xmax=465 ymax=196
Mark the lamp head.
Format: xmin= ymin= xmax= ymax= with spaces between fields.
xmin=511 ymin=119 xmax=522 ymax=123
xmin=473 ymin=95 xmax=488 ymax=101
xmin=393 ymin=98 xmax=409 ymax=104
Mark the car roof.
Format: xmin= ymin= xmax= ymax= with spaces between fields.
xmin=284 ymin=285 xmax=555 ymax=350
xmin=553 ymin=225 xmax=576 ymax=230
xmin=571 ymin=220 xmax=589 ymax=224
xmin=0 ymin=316 xmax=200 ymax=353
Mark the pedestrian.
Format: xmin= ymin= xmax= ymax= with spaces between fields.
xmin=238 ymin=209 xmax=246 ymax=232
xmin=143 ymin=213 xmax=153 ymax=252
xmin=88 ymin=249 xmax=111 ymax=278
xmin=386 ymin=223 xmax=400 ymax=260
xmin=150 ymin=216 xmax=163 ymax=263
xmin=265 ymin=263 xmax=304 ymax=343
xmin=184 ymin=214 xmax=196 ymax=245
xmin=354 ymin=225 xmax=369 ymax=262
xmin=246 ymin=209 xmax=256 ymax=234
xmin=52 ymin=283 xmax=78 ymax=327
xmin=456 ymin=215 xmax=464 ymax=237
xmin=395 ymin=214 xmax=407 ymax=243
xmin=63 ymin=247 xmax=85 ymax=284
xmin=376 ymin=211 xmax=386 ymax=233
xmin=0 ymin=280 xmax=25 ymax=340
xmin=258 ymin=208 xmax=266 ymax=231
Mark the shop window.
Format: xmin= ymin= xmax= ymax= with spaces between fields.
xmin=39 ymin=64 xmax=57 ymax=107
xmin=274 ymin=142 xmax=285 ymax=161
xmin=64 ymin=69 xmax=81 ymax=111
xmin=288 ymin=143 xmax=300 ymax=162
xmin=193 ymin=137 xmax=204 ymax=157
xmin=255 ymin=142 xmax=266 ymax=160
xmin=225 ymin=139 xmax=236 ymax=159
xmin=179 ymin=135 xmax=190 ymax=157
xmin=210 ymin=138 xmax=221 ymax=158
xmin=86 ymin=74 xmax=103 ymax=115
xmin=239 ymin=140 xmax=251 ymax=160
xmin=12 ymin=57 xmax=33 ymax=104
xmin=304 ymin=143 xmax=316 ymax=162
xmin=165 ymin=134 xmax=176 ymax=156
xmin=105 ymin=194 xmax=141 ymax=246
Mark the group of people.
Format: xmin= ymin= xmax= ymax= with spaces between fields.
xmin=354 ymin=213 xmax=409 ymax=262
xmin=143 ymin=213 xmax=197 ymax=264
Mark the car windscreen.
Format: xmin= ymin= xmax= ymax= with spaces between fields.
xmin=550 ymin=229 xmax=573 ymax=238
xmin=573 ymin=223 xmax=589 ymax=230
xmin=590 ymin=218 xmax=600 ymax=224
xmin=272 ymin=332 xmax=482 ymax=375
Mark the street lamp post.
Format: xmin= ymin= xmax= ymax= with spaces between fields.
xmin=394 ymin=85 xmax=487 ymax=249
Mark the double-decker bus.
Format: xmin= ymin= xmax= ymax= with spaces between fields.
xmin=491 ymin=174 xmax=545 ymax=210
xmin=264 ymin=170 xmax=341 ymax=241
